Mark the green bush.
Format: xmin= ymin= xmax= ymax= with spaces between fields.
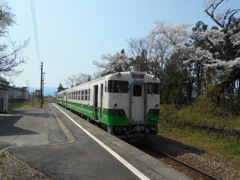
xmin=160 ymin=96 xmax=238 ymax=131
xmin=160 ymin=104 xmax=178 ymax=122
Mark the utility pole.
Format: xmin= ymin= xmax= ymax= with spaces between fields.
xmin=40 ymin=62 xmax=43 ymax=108
xmin=32 ymin=92 xmax=35 ymax=107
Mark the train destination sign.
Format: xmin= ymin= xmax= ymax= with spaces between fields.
xmin=132 ymin=74 xmax=144 ymax=79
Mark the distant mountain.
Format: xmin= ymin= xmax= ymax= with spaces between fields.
xmin=29 ymin=86 xmax=57 ymax=97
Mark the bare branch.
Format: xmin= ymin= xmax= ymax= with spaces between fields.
xmin=0 ymin=2 xmax=28 ymax=76
xmin=225 ymin=9 xmax=240 ymax=30
xmin=205 ymin=0 xmax=240 ymax=30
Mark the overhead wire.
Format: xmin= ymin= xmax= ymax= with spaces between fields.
xmin=27 ymin=56 xmax=40 ymax=66
xmin=30 ymin=0 xmax=41 ymax=63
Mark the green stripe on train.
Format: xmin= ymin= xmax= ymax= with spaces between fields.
xmin=60 ymin=101 xmax=159 ymax=126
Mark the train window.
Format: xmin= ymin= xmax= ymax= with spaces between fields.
xmin=88 ymin=89 xmax=90 ymax=101
xmin=108 ymin=81 xmax=112 ymax=92
xmin=147 ymin=83 xmax=159 ymax=94
xmin=85 ymin=89 xmax=88 ymax=100
xmin=108 ymin=80 xmax=128 ymax=93
xmin=78 ymin=91 xmax=81 ymax=100
xmin=105 ymin=81 xmax=107 ymax=92
xmin=81 ymin=90 xmax=84 ymax=100
xmin=133 ymin=85 xmax=142 ymax=96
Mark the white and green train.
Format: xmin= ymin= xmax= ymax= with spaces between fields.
xmin=56 ymin=71 xmax=160 ymax=138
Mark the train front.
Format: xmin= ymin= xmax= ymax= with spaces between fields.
xmin=105 ymin=71 xmax=160 ymax=139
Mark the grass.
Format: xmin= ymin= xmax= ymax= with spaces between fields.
xmin=9 ymin=98 xmax=57 ymax=110
xmin=12 ymin=101 xmax=49 ymax=109
xmin=158 ymin=121 xmax=240 ymax=164
xmin=160 ymin=103 xmax=240 ymax=133
xmin=159 ymin=95 xmax=240 ymax=164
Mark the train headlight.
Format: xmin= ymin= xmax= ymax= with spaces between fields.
xmin=155 ymin=104 xmax=159 ymax=108
xmin=116 ymin=72 xmax=121 ymax=78
xmin=153 ymin=76 xmax=157 ymax=80
xmin=113 ymin=103 xmax=117 ymax=107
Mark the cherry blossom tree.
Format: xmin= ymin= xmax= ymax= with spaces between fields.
xmin=147 ymin=22 xmax=193 ymax=76
xmin=127 ymin=38 xmax=150 ymax=73
xmin=189 ymin=0 xmax=240 ymax=71
xmin=75 ymin=73 xmax=92 ymax=85
xmin=190 ymin=0 xmax=240 ymax=104
xmin=145 ymin=0 xmax=239 ymax=107
xmin=64 ymin=73 xmax=92 ymax=87
xmin=93 ymin=49 xmax=131 ymax=77
xmin=64 ymin=75 xmax=76 ymax=87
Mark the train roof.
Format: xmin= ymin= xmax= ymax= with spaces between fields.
xmin=104 ymin=71 xmax=159 ymax=82
xmin=57 ymin=71 xmax=159 ymax=94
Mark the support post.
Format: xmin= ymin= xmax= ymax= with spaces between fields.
xmin=40 ymin=62 xmax=43 ymax=108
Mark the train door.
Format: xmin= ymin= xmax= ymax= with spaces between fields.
xmin=100 ymin=84 xmax=103 ymax=118
xmin=93 ymin=85 xmax=98 ymax=120
xmin=130 ymin=83 xmax=147 ymax=124
xmin=62 ymin=92 xmax=65 ymax=105
xmin=63 ymin=92 xmax=66 ymax=106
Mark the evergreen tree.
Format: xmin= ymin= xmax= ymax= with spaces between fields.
xmin=57 ymin=83 xmax=65 ymax=92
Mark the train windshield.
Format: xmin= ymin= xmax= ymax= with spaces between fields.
xmin=147 ymin=83 xmax=159 ymax=94
xmin=108 ymin=80 xmax=129 ymax=93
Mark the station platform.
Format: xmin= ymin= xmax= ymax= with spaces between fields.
xmin=0 ymin=103 xmax=191 ymax=180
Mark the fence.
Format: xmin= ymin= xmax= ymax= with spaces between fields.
xmin=8 ymin=99 xmax=29 ymax=109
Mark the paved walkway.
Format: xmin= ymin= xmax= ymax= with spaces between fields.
xmin=0 ymin=106 xmax=67 ymax=153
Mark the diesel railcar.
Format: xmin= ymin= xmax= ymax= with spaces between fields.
xmin=56 ymin=71 xmax=160 ymax=138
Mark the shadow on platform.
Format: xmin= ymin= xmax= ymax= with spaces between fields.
xmin=0 ymin=116 xmax=38 ymax=136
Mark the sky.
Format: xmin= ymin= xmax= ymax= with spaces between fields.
xmin=5 ymin=0 xmax=240 ymax=90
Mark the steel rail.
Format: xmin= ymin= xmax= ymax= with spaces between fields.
xmin=141 ymin=143 xmax=220 ymax=180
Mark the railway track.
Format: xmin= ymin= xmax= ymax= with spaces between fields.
xmin=130 ymin=141 xmax=220 ymax=180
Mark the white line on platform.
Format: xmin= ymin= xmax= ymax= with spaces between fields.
xmin=52 ymin=103 xmax=150 ymax=180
